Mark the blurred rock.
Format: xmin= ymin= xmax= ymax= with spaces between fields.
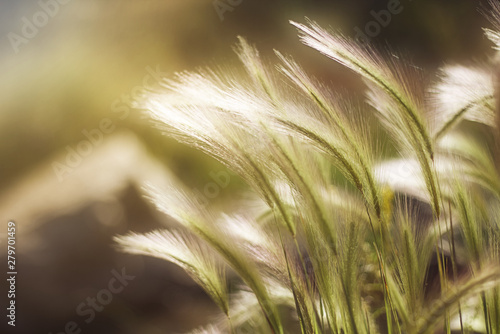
xmin=0 ymin=133 xmax=219 ymax=333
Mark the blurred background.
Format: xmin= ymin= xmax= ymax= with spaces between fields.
xmin=0 ymin=0 xmax=495 ymax=333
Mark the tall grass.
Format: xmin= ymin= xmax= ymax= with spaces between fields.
xmin=115 ymin=2 xmax=500 ymax=333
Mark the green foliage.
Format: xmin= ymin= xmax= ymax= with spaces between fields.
xmin=116 ymin=2 xmax=500 ymax=333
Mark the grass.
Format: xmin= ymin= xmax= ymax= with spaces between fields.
xmin=115 ymin=1 xmax=500 ymax=333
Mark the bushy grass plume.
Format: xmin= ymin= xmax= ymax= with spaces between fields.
xmin=117 ymin=2 xmax=500 ymax=333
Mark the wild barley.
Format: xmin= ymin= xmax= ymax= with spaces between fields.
xmin=115 ymin=1 xmax=500 ymax=333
